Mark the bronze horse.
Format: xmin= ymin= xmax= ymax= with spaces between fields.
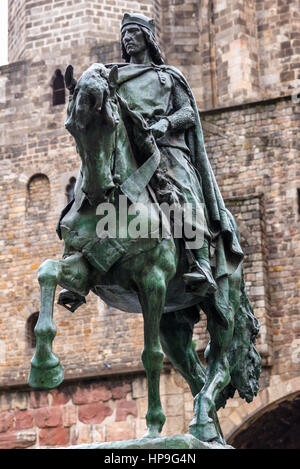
xmin=28 ymin=63 xmax=261 ymax=444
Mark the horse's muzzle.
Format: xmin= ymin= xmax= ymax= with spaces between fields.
xmin=65 ymin=118 xmax=75 ymax=134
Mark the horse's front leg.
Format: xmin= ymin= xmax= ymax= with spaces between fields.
xmin=28 ymin=259 xmax=64 ymax=389
xmin=137 ymin=267 xmax=167 ymax=438
xmin=28 ymin=253 xmax=91 ymax=390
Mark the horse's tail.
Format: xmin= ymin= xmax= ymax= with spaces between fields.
xmin=216 ymin=271 xmax=261 ymax=410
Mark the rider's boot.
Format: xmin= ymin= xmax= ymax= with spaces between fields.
xmin=183 ymin=239 xmax=217 ymax=294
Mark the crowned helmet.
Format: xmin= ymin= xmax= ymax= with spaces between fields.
xmin=121 ymin=13 xmax=155 ymax=35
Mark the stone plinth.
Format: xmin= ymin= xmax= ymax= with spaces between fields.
xmin=62 ymin=434 xmax=234 ymax=450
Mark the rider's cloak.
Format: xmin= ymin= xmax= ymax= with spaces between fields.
xmin=112 ymin=62 xmax=244 ymax=328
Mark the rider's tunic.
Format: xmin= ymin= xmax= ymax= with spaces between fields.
xmin=117 ymin=64 xmax=210 ymax=241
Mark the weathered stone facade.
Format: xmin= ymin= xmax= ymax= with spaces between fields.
xmin=0 ymin=0 xmax=299 ymax=449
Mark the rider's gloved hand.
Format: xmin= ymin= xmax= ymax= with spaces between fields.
xmin=150 ymin=118 xmax=169 ymax=139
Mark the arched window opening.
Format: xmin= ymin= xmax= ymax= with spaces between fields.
xmin=26 ymin=173 xmax=50 ymax=217
xmin=52 ymin=69 xmax=65 ymax=106
xmin=66 ymin=176 xmax=76 ymax=203
xmin=26 ymin=312 xmax=39 ymax=349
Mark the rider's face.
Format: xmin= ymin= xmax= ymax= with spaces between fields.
xmin=122 ymin=25 xmax=147 ymax=57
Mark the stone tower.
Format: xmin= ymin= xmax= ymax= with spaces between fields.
xmin=0 ymin=0 xmax=299 ymax=449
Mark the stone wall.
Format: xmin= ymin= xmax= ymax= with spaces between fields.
xmin=8 ymin=0 xmax=26 ymax=63
xmin=0 ymin=369 xmax=195 ymax=449
xmin=8 ymin=0 xmax=154 ymax=63
xmin=202 ymin=96 xmax=300 ymax=381
xmin=8 ymin=0 xmax=300 ymax=109
xmin=159 ymin=0 xmax=300 ymax=108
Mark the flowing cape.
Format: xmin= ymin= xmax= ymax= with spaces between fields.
xmin=166 ymin=65 xmax=244 ymax=276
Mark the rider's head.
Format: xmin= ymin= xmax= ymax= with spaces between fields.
xmin=120 ymin=13 xmax=164 ymax=65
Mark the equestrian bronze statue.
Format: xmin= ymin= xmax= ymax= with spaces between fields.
xmin=28 ymin=13 xmax=261 ymax=444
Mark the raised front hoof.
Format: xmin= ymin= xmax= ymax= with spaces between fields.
xmin=28 ymin=362 xmax=64 ymax=390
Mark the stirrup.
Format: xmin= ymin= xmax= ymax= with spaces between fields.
xmin=183 ymin=261 xmax=217 ymax=293
xmin=183 ymin=270 xmax=206 ymax=283
xmin=57 ymin=289 xmax=86 ymax=312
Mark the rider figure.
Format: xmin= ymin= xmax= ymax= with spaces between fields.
xmin=116 ymin=13 xmax=217 ymax=294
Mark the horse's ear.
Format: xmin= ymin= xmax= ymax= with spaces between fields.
xmin=108 ymin=65 xmax=118 ymax=95
xmin=65 ymin=65 xmax=77 ymax=93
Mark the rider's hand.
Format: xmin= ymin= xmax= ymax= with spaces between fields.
xmin=150 ymin=118 xmax=169 ymax=139
xmin=133 ymin=127 xmax=156 ymax=156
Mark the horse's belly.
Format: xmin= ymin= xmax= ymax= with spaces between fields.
xmin=93 ymin=278 xmax=200 ymax=314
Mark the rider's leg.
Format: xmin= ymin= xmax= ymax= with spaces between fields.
xmin=183 ymin=238 xmax=217 ymax=293
xmin=57 ymin=252 xmax=91 ymax=311
xmin=159 ymin=307 xmax=206 ymax=397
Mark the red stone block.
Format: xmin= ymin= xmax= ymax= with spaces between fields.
xmin=51 ymin=389 xmax=70 ymax=406
xmin=116 ymin=400 xmax=137 ymax=422
xmin=0 ymin=411 xmax=14 ymax=433
xmin=35 ymin=407 xmax=62 ymax=428
xmin=39 ymin=427 xmax=69 ymax=447
xmin=112 ymin=383 xmax=131 ymax=400
xmin=0 ymin=430 xmax=36 ymax=449
xmin=78 ymin=402 xmax=112 ymax=424
xmin=72 ymin=384 xmax=112 ymax=405
xmin=91 ymin=384 xmax=112 ymax=402
xmin=14 ymin=409 xmax=34 ymax=430
xmin=62 ymin=406 xmax=77 ymax=427
xmin=29 ymin=391 xmax=49 ymax=409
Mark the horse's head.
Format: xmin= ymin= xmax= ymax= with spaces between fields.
xmin=64 ymin=63 xmax=120 ymax=205
xmin=65 ymin=63 xmax=119 ymax=134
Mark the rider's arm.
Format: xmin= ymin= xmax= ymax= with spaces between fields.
xmin=165 ymin=80 xmax=196 ymax=131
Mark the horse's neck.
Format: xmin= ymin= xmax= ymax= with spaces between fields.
xmin=74 ymin=109 xmax=139 ymax=194
xmin=76 ymin=130 xmax=114 ymax=163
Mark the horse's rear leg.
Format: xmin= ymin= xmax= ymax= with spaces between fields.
xmin=160 ymin=307 xmax=206 ymax=397
xmin=189 ymin=309 xmax=234 ymax=444
xmin=137 ymin=268 xmax=167 ymax=438
xmin=28 ymin=259 xmax=64 ymax=389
